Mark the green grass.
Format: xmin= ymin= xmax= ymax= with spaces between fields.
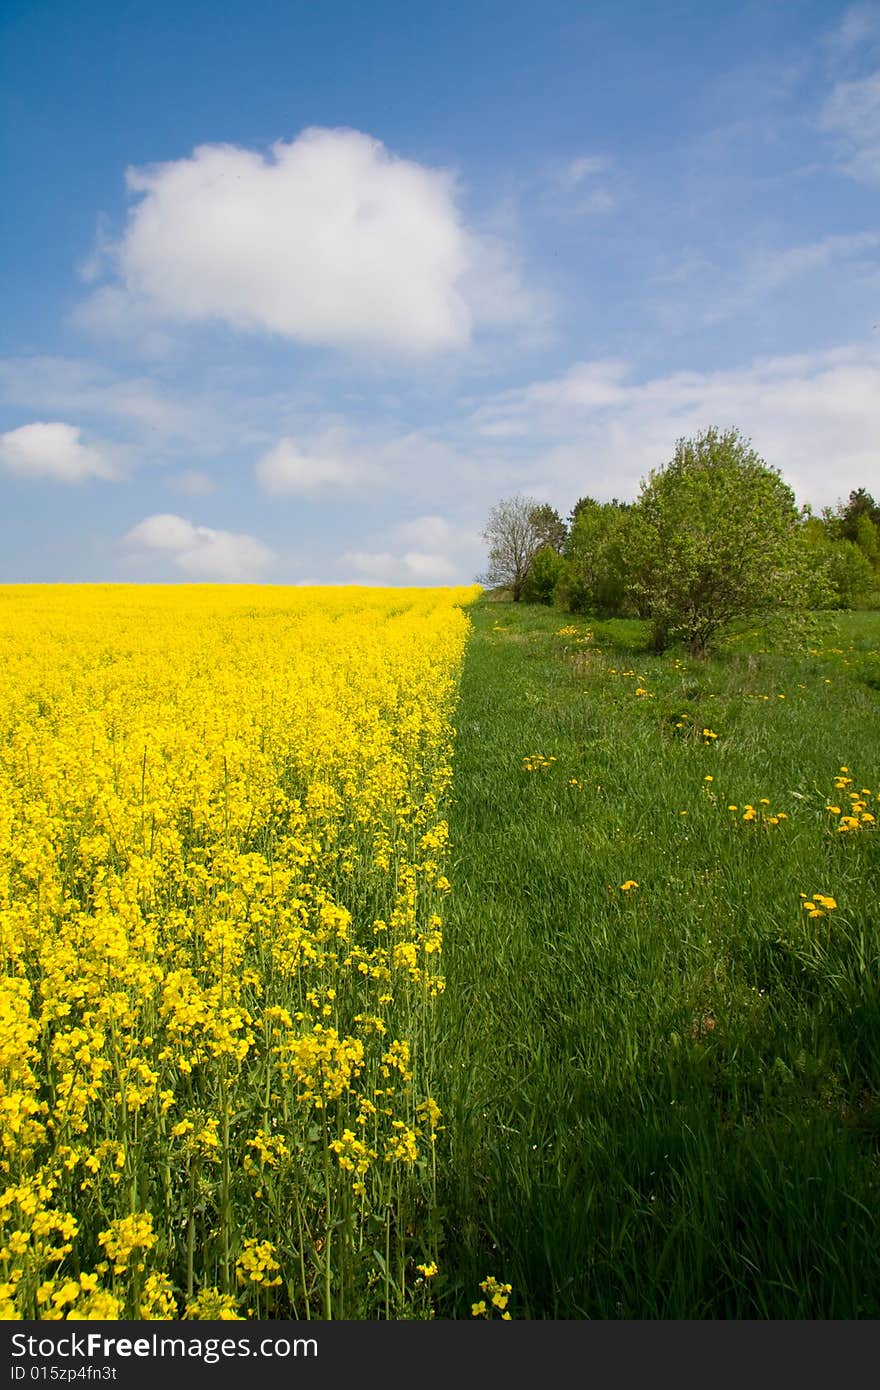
xmin=435 ymin=601 xmax=880 ymax=1318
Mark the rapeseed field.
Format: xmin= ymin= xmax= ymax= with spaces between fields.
xmin=0 ymin=585 xmax=477 ymax=1320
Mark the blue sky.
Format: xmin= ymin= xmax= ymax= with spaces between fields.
xmin=2 ymin=0 xmax=879 ymax=583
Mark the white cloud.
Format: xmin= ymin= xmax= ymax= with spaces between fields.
xmin=469 ymin=345 xmax=880 ymax=509
xmin=0 ymin=422 xmax=119 ymax=483
xmin=473 ymin=360 xmax=629 ymax=437
xmin=342 ymin=549 xmax=459 ymax=584
xmin=256 ymin=434 xmax=367 ymax=494
xmin=255 ymin=428 xmax=480 ymax=504
xmin=341 ymin=513 xmax=482 ymax=586
xmin=820 ymin=70 xmax=880 ymax=182
xmin=125 ymin=513 xmax=274 ymax=579
xmin=82 ymin=127 xmax=537 ymax=355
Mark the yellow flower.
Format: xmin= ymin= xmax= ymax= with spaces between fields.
xmin=236 ymin=1239 xmax=282 ymax=1287
xmin=185 ymin=1288 xmax=243 ymax=1320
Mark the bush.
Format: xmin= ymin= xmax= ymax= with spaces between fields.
xmin=522 ymin=544 xmax=566 ymax=605
xmin=631 ymin=427 xmax=828 ymax=654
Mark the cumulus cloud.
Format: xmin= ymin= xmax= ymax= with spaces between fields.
xmin=82 ymin=127 xmax=537 ymax=354
xmin=0 ymin=422 xmax=119 ymax=483
xmin=125 ymin=513 xmax=274 ymax=580
xmin=820 ymin=70 xmax=880 ymax=183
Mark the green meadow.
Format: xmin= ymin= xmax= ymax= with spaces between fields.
xmin=435 ymin=599 xmax=880 ymax=1318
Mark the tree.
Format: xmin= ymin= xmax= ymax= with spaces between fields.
xmin=801 ymin=518 xmax=876 ymax=609
xmin=815 ymin=490 xmax=880 ymax=581
xmin=827 ymin=540 xmax=875 ymax=608
xmin=855 ymin=512 xmax=880 ymax=570
xmin=835 ymin=488 xmax=880 ymax=543
xmin=569 ymin=495 xmax=631 ymax=525
xmin=630 ymin=426 xmax=822 ymax=654
xmin=522 ymin=543 xmax=566 ymax=604
xmin=558 ymin=498 xmax=633 ymax=615
xmin=479 ymin=495 xmax=561 ymax=601
xmin=529 ymin=503 xmax=568 ymax=553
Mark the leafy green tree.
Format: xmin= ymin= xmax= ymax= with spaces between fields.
xmin=801 ymin=517 xmax=874 ymax=609
xmin=854 ymin=512 xmax=880 ymax=570
xmin=835 ymin=488 xmax=880 ymax=543
xmin=569 ymin=496 xmax=631 ymax=525
xmin=631 ymin=426 xmax=822 ymax=654
xmin=522 ymin=543 xmax=566 ymax=604
xmin=529 ymin=503 xmax=568 ymax=553
xmin=826 ymin=540 xmax=876 ymax=608
xmin=558 ymin=499 xmax=632 ymax=615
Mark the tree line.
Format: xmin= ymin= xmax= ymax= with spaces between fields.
xmin=479 ymin=426 xmax=880 ymax=654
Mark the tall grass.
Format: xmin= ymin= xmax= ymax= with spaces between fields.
xmin=436 ymin=602 xmax=880 ymax=1318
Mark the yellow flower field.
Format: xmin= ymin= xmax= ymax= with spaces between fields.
xmin=0 ymin=584 xmax=478 ymax=1320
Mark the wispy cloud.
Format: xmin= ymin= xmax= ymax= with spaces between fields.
xmin=0 ymin=356 xmax=199 ymax=439
xmin=467 ymin=344 xmax=880 ymax=509
xmin=819 ymin=69 xmax=880 ymax=182
xmin=472 ymin=359 xmax=629 ymax=438
xmin=744 ymin=232 xmax=880 ymax=291
xmin=537 ymin=152 xmax=616 ymax=215
xmin=699 ymin=232 xmax=880 ymax=323
xmin=825 ymin=4 xmax=880 ymax=55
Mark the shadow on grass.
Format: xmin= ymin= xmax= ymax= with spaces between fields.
xmin=437 ymin=1065 xmax=880 ymax=1318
